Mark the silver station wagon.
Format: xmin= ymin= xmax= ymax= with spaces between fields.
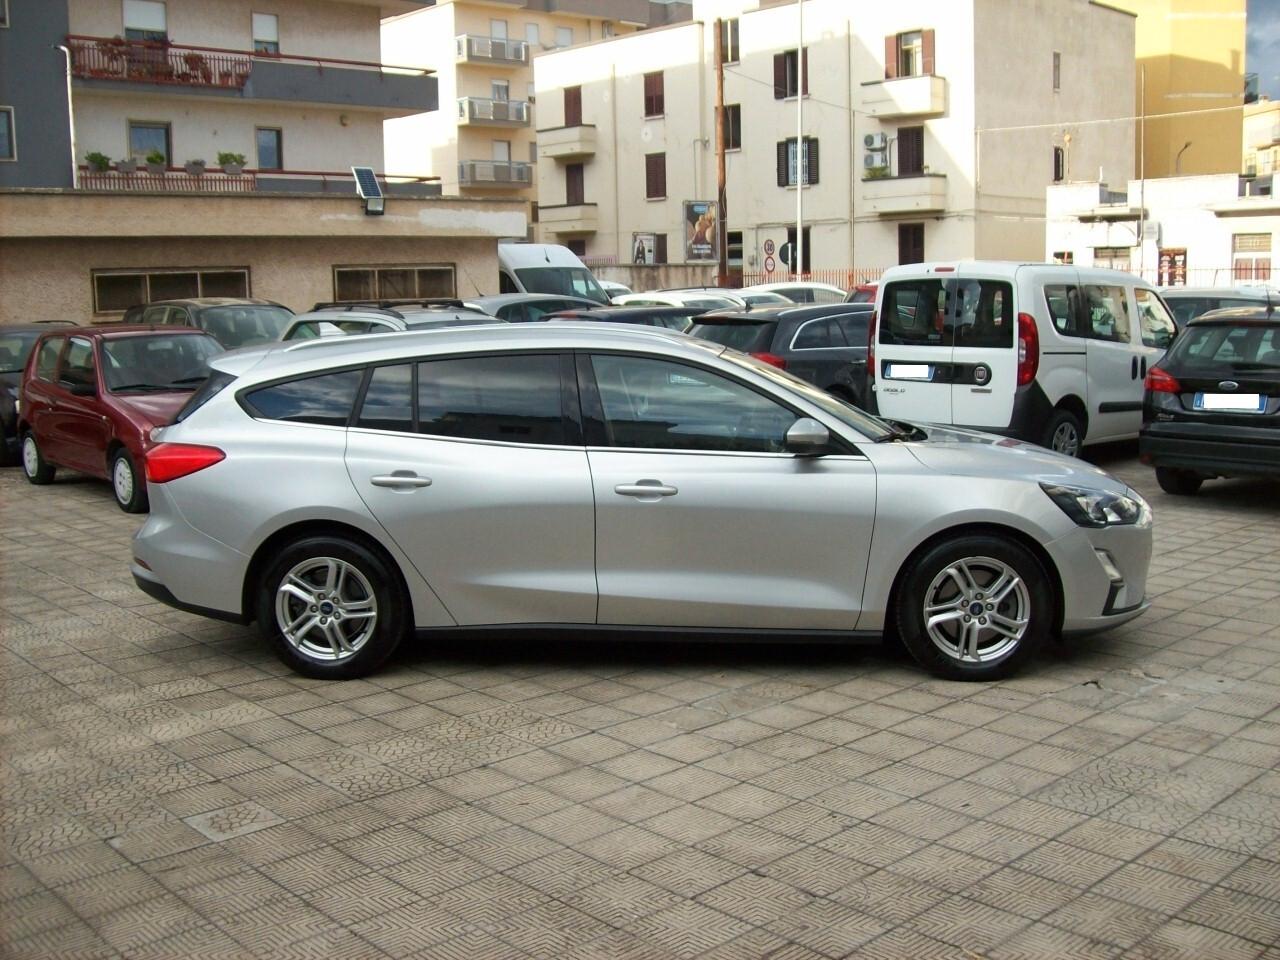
xmin=132 ymin=325 xmax=1152 ymax=681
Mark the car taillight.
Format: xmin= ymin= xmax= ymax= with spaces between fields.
xmin=145 ymin=443 xmax=225 ymax=483
xmin=867 ymin=310 xmax=877 ymax=376
xmin=1144 ymin=366 xmax=1181 ymax=394
xmin=751 ymin=352 xmax=788 ymax=369
xmin=1017 ymin=312 xmax=1039 ymax=387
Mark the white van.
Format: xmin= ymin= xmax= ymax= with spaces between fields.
xmin=870 ymin=262 xmax=1178 ymax=455
xmin=497 ymin=242 xmax=610 ymax=305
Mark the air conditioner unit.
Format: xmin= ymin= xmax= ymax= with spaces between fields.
xmin=864 ymin=152 xmax=884 ymax=169
xmin=864 ymin=132 xmax=887 ymax=151
xmin=1140 ymin=221 xmax=1160 ymax=243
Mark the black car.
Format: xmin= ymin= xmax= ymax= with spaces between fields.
xmin=687 ymin=303 xmax=874 ymax=405
xmin=1 ymin=322 xmax=74 ymax=465
xmin=1140 ymin=305 xmax=1280 ymax=494
xmin=121 ymin=298 xmax=293 ymax=349
xmin=546 ymin=305 xmax=710 ymax=331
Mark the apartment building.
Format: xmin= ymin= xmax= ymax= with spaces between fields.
xmin=531 ymin=0 xmax=1135 ymax=278
xmin=1245 ymin=98 xmax=1280 ymax=178
xmin=381 ymin=0 xmax=691 ymax=221
xmin=0 ymin=0 xmax=525 ymax=323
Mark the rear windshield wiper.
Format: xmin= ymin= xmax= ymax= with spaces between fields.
xmin=168 ymin=376 xmax=209 ymax=386
xmin=110 ymin=383 xmax=171 ymax=392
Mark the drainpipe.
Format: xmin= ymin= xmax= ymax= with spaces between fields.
xmin=54 ymin=45 xmax=78 ymax=188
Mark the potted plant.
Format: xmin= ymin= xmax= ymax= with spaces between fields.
xmin=116 ymin=156 xmax=138 ymax=174
xmin=145 ymin=150 xmax=166 ymax=175
xmin=184 ymin=158 xmax=207 ymax=176
xmin=217 ymin=151 xmax=247 ymax=176
xmin=86 ymin=151 xmax=111 ymax=173
xmin=865 ymin=165 xmax=891 ymax=180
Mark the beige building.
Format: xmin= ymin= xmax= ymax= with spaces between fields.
xmin=1244 ymin=98 xmax=1280 ymax=178
xmin=381 ymin=0 xmax=690 ymax=222
xmin=0 ymin=0 xmax=524 ymax=322
xmin=531 ymin=0 xmax=1135 ymax=278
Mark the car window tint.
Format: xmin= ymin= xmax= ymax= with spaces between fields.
xmin=35 ymin=337 xmax=64 ymax=380
xmin=142 ymin=306 xmax=169 ymax=324
xmin=1082 ymin=285 xmax=1131 ymax=343
xmin=954 ymin=279 xmax=1014 ymax=349
xmin=1044 ymin=284 xmax=1083 ymax=337
xmin=686 ymin=321 xmax=776 ymax=352
xmin=591 ymin=354 xmax=794 ymax=453
xmin=1179 ymin=325 xmax=1280 ymax=367
xmin=417 ymin=354 xmax=565 ymax=445
xmin=62 ymin=338 xmax=96 ymax=387
xmin=358 ymin=364 xmax=414 ymax=433
xmin=836 ymin=313 xmax=868 ymax=346
xmin=1134 ymin=289 xmax=1177 ymax=349
xmin=880 ymin=280 xmax=948 ymax=346
xmin=792 ymin=318 xmax=842 ymax=349
xmin=244 ymin=369 xmax=362 ymax=426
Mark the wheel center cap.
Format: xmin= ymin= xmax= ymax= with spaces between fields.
xmin=319 ymin=601 xmax=335 ymax=615
xmin=969 ymin=601 xmax=984 ymax=616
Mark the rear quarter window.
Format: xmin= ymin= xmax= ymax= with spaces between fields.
xmin=687 ymin=321 xmax=777 ymax=353
xmin=243 ymin=368 xmax=363 ymax=426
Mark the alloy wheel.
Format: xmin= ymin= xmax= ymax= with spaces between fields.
xmin=1051 ymin=422 xmax=1080 ymax=457
xmin=274 ymin=557 xmax=378 ymax=662
xmin=922 ymin=556 xmax=1030 ymax=663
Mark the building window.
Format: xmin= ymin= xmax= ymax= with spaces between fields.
xmin=490 ymin=19 xmax=508 ymax=39
xmin=654 ymin=233 xmax=668 ymax=264
xmin=525 ymin=23 xmax=539 ymax=46
xmin=1233 ymin=233 xmax=1272 ymax=280
xmin=491 ymin=139 xmax=511 ymax=162
xmin=721 ymin=104 xmax=741 ymax=150
xmin=727 ymin=230 xmax=743 ymax=269
xmin=776 ymin=137 xmax=819 ymax=186
xmin=564 ymin=85 xmax=582 ymax=126
xmin=1052 ymin=251 xmax=1074 ymax=264
xmin=123 ymin=0 xmax=167 ymax=41
xmin=1052 ymin=51 xmax=1061 ymax=92
xmin=898 ymin=126 xmax=924 ymax=176
xmin=643 ymin=71 xmax=664 ymax=118
xmin=645 ymin=152 xmax=666 ymax=199
xmin=333 ymin=265 xmax=456 ymax=302
xmin=786 ymin=225 xmax=811 ymax=274
xmin=566 ymin=239 xmax=587 ymax=257
xmin=602 ymin=21 xmax=613 ymax=39
xmin=773 ymin=48 xmax=807 ymax=99
xmin=566 ymin=162 xmax=584 ymax=205
xmin=252 ymin=12 xmax=279 ymax=54
xmin=1093 ymin=246 xmax=1131 ymax=271
xmin=92 ymin=267 xmax=249 ymax=314
xmin=491 ymin=79 xmax=509 ymax=101
xmin=899 ymin=223 xmax=924 ymax=264
xmin=1158 ymin=249 xmax=1187 ymax=286
xmin=255 ymin=127 xmax=282 ymax=170
xmin=1053 ymin=145 xmax=1065 ymax=183
xmin=128 ymin=121 xmax=170 ymax=163
xmin=886 ymin=29 xmax=934 ymax=79
xmin=0 ymin=107 xmax=13 ymax=160
xmin=719 ymin=18 xmax=739 ymax=64
xmin=555 ymin=26 xmax=573 ymax=48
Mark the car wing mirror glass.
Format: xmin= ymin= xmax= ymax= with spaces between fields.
xmin=785 ymin=417 xmax=830 ymax=456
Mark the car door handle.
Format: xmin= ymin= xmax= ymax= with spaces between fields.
xmin=1131 ymin=356 xmax=1139 ymax=379
xmin=1140 ymin=357 xmax=1148 ymax=377
xmin=370 ymin=472 xmax=432 ymax=489
xmin=615 ymin=480 xmax=678 ymax=498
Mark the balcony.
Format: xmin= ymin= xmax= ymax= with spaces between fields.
xmin=538 ymin=202 xmax=598 ymax=234
xmin=861 ymin=74 xmax=947 ymax=120
xmin=455 ymin=35 xmax=529 ymax=67
xmin=538 ymin=125 xmax=597 ymax=161
xmin=65 ymin=35 xmax=436 ymax=116
xmin=458 ymin=160 xmax=533 ymax=188
xmin=1252 ymin=125 xmax=1280 ymax=149
xmin=457 ymin=97 xmax=531 ymax=126
xmin=75 ymin=165 xmax=441 ymax=196
xmin=861 ymin=173 xmax=948 ymax=215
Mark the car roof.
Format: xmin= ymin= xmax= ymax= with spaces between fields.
xmin=690 ymin=303 xmax=873 ymax=323
xmin=1159 ymin=287 xmax=1273 ymax=300
xmin=45 ymin=324 xmax=213 ymax=340
xmin=132 ymin=298 xmax=283 ymax=310
xmin=1186 ymin=306 xmax=1279 ymax=325
xmin=464 ymin=293 xmax=598 ymax=308
xmin=741 ymin=281 xmax=848 ymax=294
xmin=0 ymin=322 xmax=77 ymax=334
xmin=552 ymin=305 xmax=701 ymax=318
xmin=878 ymin=261 xmax=1151 ymax=284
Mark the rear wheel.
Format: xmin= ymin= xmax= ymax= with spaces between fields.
xmin=1156 ymin=467 xmax=1203 ymax=496
xmin=1041 ymin=409 xmax=1084 ymax=458
xmin=21 ymin=432 xmax=55 ymax=484
xmin=110 ymin=449 xmax=148 ymax=513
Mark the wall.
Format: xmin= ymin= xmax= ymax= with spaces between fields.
xmin=0 ymin=0 xmax=74 ymax=188
xmin=1244 ymin=99 xmax=1280 ymax=177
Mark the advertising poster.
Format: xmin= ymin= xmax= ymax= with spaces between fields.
xmin=631 ymin=233 xmax=657 ymax=264
xmin=684 ymin=201 xmax=717 ymax=262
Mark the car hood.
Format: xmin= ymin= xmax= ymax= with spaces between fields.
xmin=115 ymin=393 xmax=191 ymax=430
xmin=903 ymin=424 xmax=1129 ymax=494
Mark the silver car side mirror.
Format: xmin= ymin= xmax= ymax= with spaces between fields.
xmin=785 ymin=417 xmax=830 ymax=456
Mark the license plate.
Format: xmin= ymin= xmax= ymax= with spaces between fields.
xmin=886 ymin=363 xmax=932 ymax=381
xmin=1194 ymin=392 xmax=1265 ymax=413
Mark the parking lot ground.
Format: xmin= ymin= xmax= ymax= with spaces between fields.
xmin=2 ymin=446 xmax=1279 ymax=960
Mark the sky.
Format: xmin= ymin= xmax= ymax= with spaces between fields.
xmin=1249 ymin=0 xmax=1280 ymax=99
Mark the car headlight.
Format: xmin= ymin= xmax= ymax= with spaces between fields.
xmin=1041 ymin=483 xmax=1151 ymax=528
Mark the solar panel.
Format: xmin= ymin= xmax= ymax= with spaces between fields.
xmin=351 ymin=166 xmax=383 ymax=199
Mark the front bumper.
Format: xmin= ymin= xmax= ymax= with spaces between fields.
xmin=1046 ymin=512 xmax=1152 ymax=635
xmin=1140 ymin=422 xmax=1280 ymax=478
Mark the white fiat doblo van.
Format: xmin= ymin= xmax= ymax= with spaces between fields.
xmin=870 ymin=262 xmax=1178 ymax=455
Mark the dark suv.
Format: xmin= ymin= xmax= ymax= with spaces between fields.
xmin=122 ymin=298 xmax=293 ymax=349
xmin=687 ymin=303 xmax=874 ymax=406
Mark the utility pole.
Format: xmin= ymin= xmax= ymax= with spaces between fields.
xmin=795 ymin=0 xmax=804 ymax=279
xmin=715 ymin=19 xmax=729 ymax=287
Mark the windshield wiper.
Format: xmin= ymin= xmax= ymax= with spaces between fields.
xmin=110 ymin=383 xmax=170 ymax=392
xmin=167 ymin=376 xmax=209 ymax=386
xmin=873 ymin=419 xmax=925 ymax=443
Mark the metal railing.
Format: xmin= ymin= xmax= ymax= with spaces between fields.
xmin=458 ymin=160 xmax=533 ymax=185
xmin=458 ymin=97 xmax=531 ymax=124
xmin=455 ymin=35 xmax=529 ymax=65
xmin=77 ymin=165 xmax=438 ymax=193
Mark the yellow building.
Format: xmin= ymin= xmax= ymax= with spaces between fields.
xmin=1114 ymin=0 xmax=1246 ymax=178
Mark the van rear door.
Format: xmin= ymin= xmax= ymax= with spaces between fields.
xmin=950 ymin=269 xmax=1017 ymax=429
xmin=874 ymin=275 xmax=954 ymax=425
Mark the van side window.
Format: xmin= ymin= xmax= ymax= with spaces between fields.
xmin=1082 ymin=285 xmax=1130 ymax=343
xmin=1043 ymin=284 xmax=1083 ymax=337
xmin=1134 ymin=289 xmax=1177 ymax=349
xmin=953 ymin=280 xmax=1013 ymax=349
xmin=880 ymin=280 xmax=948 ymax=346
xmin=499 ymin=271 xmax=518 ymax=294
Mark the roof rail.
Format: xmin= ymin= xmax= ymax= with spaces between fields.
xmin=310 ymin=298 xmax=468 ymax=312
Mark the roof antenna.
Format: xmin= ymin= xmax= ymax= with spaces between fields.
xmin=544 ymin=249 xmax=551 ymax=263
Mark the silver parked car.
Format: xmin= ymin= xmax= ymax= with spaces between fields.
xmin=132 ymin=325 xmax=1152 ymax=681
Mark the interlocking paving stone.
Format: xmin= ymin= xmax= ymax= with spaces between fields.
xmin=4 ymin=457 xmax=1280 ymax=957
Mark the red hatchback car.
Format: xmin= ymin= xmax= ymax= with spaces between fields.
xmin=19 ymin=326 xmax=223 ymax=512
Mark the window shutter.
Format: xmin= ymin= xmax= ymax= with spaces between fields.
xmin=885 ymin=35 xmax=898 ymax=79
xmin=776 ymin=141 xmax=789 ymax=186
xmin=645 ymin=152 xmax=666 ymax=198
xmin=899 ymin=126 xmax=924 ymax=175
xmin=773 ymin=53 xmax=786 ymax=99
xmin=801 ymin=47 xmax=809 ymax=95
xmin=644 ymin=72 xmax=664 ymax=116
xmin=655 ymin=234 xmax=668 ymax=264
xmin=805 ymin=137 xmax=819 ymax=185
xmin=566 ymin=163 xmax=584 ymax=205
xmin=921 ymin=29 xmax=935 ymax=75
xmin=564 ymin=86 xmax=582 ymax=127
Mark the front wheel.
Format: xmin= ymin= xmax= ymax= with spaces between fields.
xmin=896 ymin=535 xmax=1053 ymax=681
xmin=111 ymin=449 xmax=148 ymax=513
xmin=1156 ymin=467 xmax=1203 ymax=496
xmin=257 ymin=536 xmax=408 ymax=679
xmin=21 ymin=432 xmax=56 ymax=484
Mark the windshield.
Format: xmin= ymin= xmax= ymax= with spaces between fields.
xmin=687 ymin=320 xmax=777 ymax=353
xmin=1165 ymin=297 xmax=1258 ymax=327
xmin=0 ymin=331 xmax=39 ymax=374
xmin=103 ymin=334 xmax=224 ymax=392
xmin=199 ymin=305 xmax=294 ymax=348
xmin=515 ymin=267 xmax=610 ymax=305
xmin=1172 ymin=323 xmax=1280 ymax=370
xmin=740 ymin=293 xmax=790 ymax=306
xmin=721 ymin=349 xmax=895 ymax=441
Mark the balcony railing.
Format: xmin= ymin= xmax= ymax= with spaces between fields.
xmin=458 ymin=97 xmax=531 ymax=125
xmin=455 ymin=35 xmax=529 ymax=66
xmin=77 ymin=165 xmax=438 ymax=194
xmin=458 ymin=160 xmax=533 ymax=187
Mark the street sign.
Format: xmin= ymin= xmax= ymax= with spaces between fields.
xmin=764 ymin=255 xmax=776 ymax=274
xmin=778 ymin=242 xmax=795 ymax=271
xmin=763 ymin=239 xmax=775 ymax=256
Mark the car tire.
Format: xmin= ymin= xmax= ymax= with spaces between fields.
xmin=895 ymin=534 xmax=1053 ymax=681
xmin=110 ymin=449 xmax=148 ymax=514
xmin=257 ymin=535 xmax=408 ymax=680
xmin=21 ymin=432 xmax=55 ymax=484
xmin=1155 ymin=467 xmax=1203 ymax=496
xmin=1041 ymin=409 xmax=1084 ymax=458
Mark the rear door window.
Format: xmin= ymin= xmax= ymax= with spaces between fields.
xmin=1082 ymin=285 xmax=1131 ymax=343
xmin=953 ymin=279 xmax=1013 ymax=349
xmin=417 ymin=354 xmax=565 ymax=445
xmin=686 ymin=320 xmax=777 ymax=353
xmin=357 ymin=363 xmax=414 ymax=432
xmin=835 ymin=313 xmax=869 ymax=347
xmin=61 ymin=338 xmax=97 ymax=389
xmin=1134 ymin=289 xmax=1177 ymax=349
xmin=879 ymin=280 xmax=949 ymax=346
xmin=791 ymin=318 xmax=841 ymax=349
xmin=35 ymin=337 xmax=65 ymax=381
xmin=1044 ymin=285 xmax=1084 ymax=337
xmin=243 ymin=368 xmax=363 ymax=425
